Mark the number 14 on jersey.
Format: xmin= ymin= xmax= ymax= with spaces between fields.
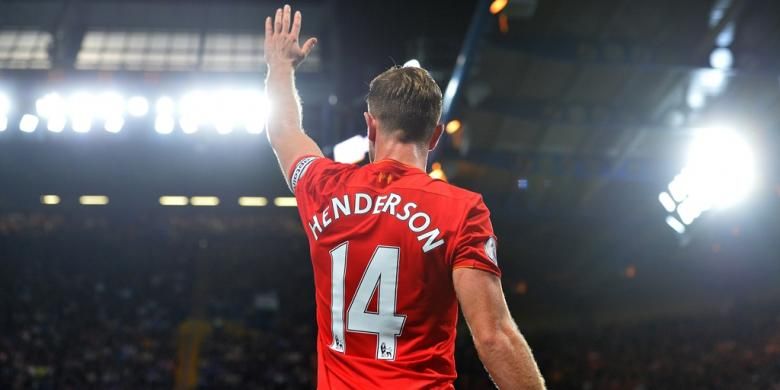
xmin=329 ymin=242 xmax=407 ymax=360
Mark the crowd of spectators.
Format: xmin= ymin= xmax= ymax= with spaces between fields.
xmin=1 ymin=213 xmax=779 ymax=389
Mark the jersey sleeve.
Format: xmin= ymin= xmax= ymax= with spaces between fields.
xmin=450 ymin=197 xmax=501 ymax=277
xmin=287 ymin=155 xmax=352 ymax=206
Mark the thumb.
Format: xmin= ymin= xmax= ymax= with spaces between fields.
xmin=301 ymin=37 xmax=318 ymax=56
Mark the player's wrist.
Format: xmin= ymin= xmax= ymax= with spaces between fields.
xmin=267 ymin=60 xmax=296 ymax=73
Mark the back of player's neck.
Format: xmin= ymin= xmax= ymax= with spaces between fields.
xmin=375 ymin=144 xmax=427 ymax=172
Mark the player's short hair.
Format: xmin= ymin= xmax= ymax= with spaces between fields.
xmin=366 ymin=66 xmax=443 ymax=144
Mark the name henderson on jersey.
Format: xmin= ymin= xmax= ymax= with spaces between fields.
xmin=306 ymin=192 xmax=445 ymax=253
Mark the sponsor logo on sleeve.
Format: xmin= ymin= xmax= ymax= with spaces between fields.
xmin=484 ymin=236 xmax=497 ymax=265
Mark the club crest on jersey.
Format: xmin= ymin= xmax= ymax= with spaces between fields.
xmin=484 ymin=236 xmax=497 ymax=264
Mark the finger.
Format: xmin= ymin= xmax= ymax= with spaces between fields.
xmin=291 ymin=10 xmax=302 ymax=38
xmin=301 ymin=37 xmax=318 ymax=56
xmin=282 ymin=4 xmax=291 ymax=33
xmin=265 ymin=16 xmax=273 ymax=38
xmin=274 ymin=8 xmax=283 ymax=34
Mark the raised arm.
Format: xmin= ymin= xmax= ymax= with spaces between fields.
xmin=454 ymin=268 xmax=545 ymax=389
xmin=264 ymin=4 xmax=323 ymax=189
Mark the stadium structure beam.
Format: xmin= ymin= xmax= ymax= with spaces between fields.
xmin=433 ymin=0 xmax=492 ymax=166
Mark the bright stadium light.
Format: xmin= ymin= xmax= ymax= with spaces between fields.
xmin=104 ymin=116 xmax=125 ymax=133
xmin=36 ymin=93 xmax=67 ymax=132
xmin=155 ymin=115 xmax=175 ymax=134
xmin=0 ymin=116 xmax=7 ymax=132
xmin=47 ymin=116 xmax=66 ymax=133
xmin=190 ymin=196 xmax=220 ymax=206
xmin=242 ymin=90 xmax=268 ymax=134
xmin=127 ymin=96 xmax=149 ymax=117
xmin=96 ymin=92 xmax=125 ymax=118
xmin=238 ymin=196 xmax=268 ymax=207
xmin=40 ymin=195 xmax=61 ymax=205
xmin=274 ymin=197 xmax=297 ymax=207
xmin=665 ymin=215 xmax=686 ymax=234
xmin=159 ymin=196 xmax=189 ymax=206
xmin=685 ymin=126 xmax=755 ymax=209
xmin=179 ymin=91 xmax=207 ymax=134
xmin=709 ymin=47 xmax=733 ymax=70
xmin=68 ymin=92 xmax=95 ymax=133
xmin=686 ymin=89 xmax=706 ymax=109
xmin=403 ymin=59 xmax=421 ymax=68
xmin=658 ymin=191 xmax=676 ymax=212
xmin=179 ymin=116 xmax=199 ymax=134
xmin=659 ymin=126 xmax=756 ymax=231
xmin=79 ymin=195 xmax=109 ymax=205
xmin=19 ymin=114 xmax=39 ymax=133
xmin=699 ymin=69 xmax=726 ymax=93
xmin=213 ymin=90 xmax=239 ymax=135
xmin=96 ymin=92 xmax=125 ymax=132
xmin=156 ymin=96 xmax=175 ymax=114
xmin=0 ymin=93 xmax=9 ymax=115
xmin=333 ymin=135 xmax=368 ymax=163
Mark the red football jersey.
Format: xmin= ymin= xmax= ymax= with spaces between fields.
xmin=289 ymin=156 xmax=501 ymax=390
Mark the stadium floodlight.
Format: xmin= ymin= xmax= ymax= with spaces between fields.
xmin=334 ymin=135 xmax=368 ymax=163
xmin=47 ymin=116 xmax=66 ymax=133
xmin=68 ymin=92 xmax=95 ymax=133
xmin=19 ymin=114 xmax=39 ymax=133
xmin=212 ymin=89 xmax=240 ymax=135
xmin=403 ymin=59 xmax=421 ymax=68
xmin=685 ymin=126 xmax=755 ymax=209
xmin=0 ymin=93 xmax=9 ymax=115
xmin=698 ymin=69 xmax=726 ymax=94
xmin=665 ymin=215 xmax=686 ymax=234
xmin=36 ymin=93 xmax=68 ymax=133
xmin=242 ymin=90 xmax=268 ymax=134
xmin=79 ymin=195 xmax=109 ymax=205
xmin=154 ymin=115 xmax=175 ymax=134
xmin=238 ymin=196 xmax=268 ymax=207
xmin=96 ymin=92 xmax=125 ymax=118
xmin=159 ymin=196 xmax=188 ymax=206
xmin=709 ymin=47 xmax=733 ymax=70
xmin=179 ymin=116 xmax=199 ymax=134
xmin=686 ymin=89 xmax=706 ymax=109
xmin=0 ymin=116 xmax=8 ymax=132
xmin=190 ymin=196 xmax=220 ymax=206
xmin=179 ymin=91 xmax=208 ymax=134
xmin=127 ymin=96 xmax=149 ymax=117
xmin=156 ymin=96 xmax=175 ymax=114
xmin=104 ymin=116 xmax=125 ymax=133
xmin=658 ymin=191 xmax=677 ymax=213
xmin=40 ymin=195 xmax=61 ymax=205
xmin=274 ymin=197 xmax=297 ymax=207
xmin=41 ymin=195 xmax=61 ymax=205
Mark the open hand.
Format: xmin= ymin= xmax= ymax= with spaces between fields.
xmin=264 ymin=4 xmax=318 ymax=69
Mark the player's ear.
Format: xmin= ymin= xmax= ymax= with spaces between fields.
xmin=365 ymin=112 xmax=377 ymax=142
xmin=428 ymin=123 xmax=444 ymax=151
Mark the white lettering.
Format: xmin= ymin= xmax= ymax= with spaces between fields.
xmin=355 ymin=193 xmax=372 ymax=214
xmin=397 ymin=202 xmax=416 ymax=221
xmin=372 ymin=195 xmax=388 ymax=214
xmin=332 ymin=195 xmax=351 ymax=220
xmin=309 ymin=214 xmax=322 ymax=240
xmin=408 ymin=212 xmax=431 ymax=233
xmin=322 ymin=207 xmax=332 ymax=228
xmin=383 ymin=193 xmax=401 ymax=215
xmin=418 ymin=228 xmax=445 ymax=253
